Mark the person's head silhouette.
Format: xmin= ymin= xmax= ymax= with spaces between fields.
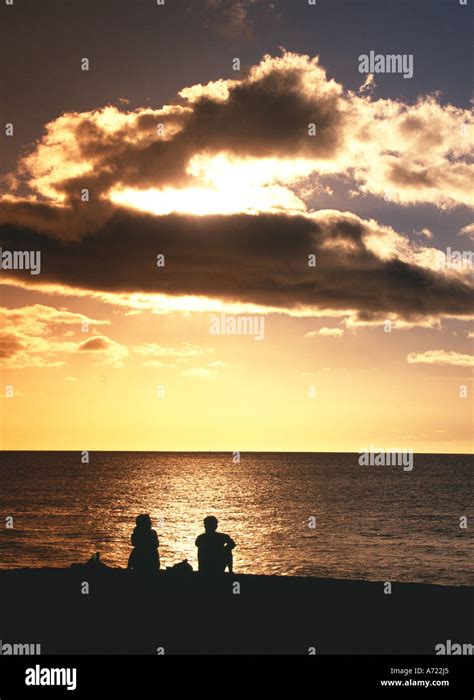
xmin=204 ymin=515 xmax=218 ymax=533
xmin=136 ymin=514 xmax=152 ymax=529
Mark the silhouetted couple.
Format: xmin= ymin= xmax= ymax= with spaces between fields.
xmin=127 ymin=514 xmax=236 ymax=575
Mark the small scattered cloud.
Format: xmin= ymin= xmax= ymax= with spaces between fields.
xmin=133 ymin=342 xmax=212 ymax=359
xmin=78 ymin=336 xmax=113 ymax=351
xmin=305 ymin=327 xmax=344 ymax=338
xmin=181 ymin=367 xmax=219 ymax=378
xmin=407 ymin=349 xmax=474 ymax=367
xmin=77 ymin=335 xmax=129 ymax=367
xmin=140 ymin=360 xmax=170 ymax=368
xmin=414 ymin=227 xmax=434 ymax=240
xmin=198 ymin=0 xmax=276 ymax=41
xmin=359 ymin=73 xmax=375 ymax=95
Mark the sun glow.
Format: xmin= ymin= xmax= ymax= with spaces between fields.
xmin=109 ymin=153 xmax=316 ymax=216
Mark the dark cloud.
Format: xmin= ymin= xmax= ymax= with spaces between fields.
xmin=0 ymin=198 xmax=114 ymax=239
xmin=189 ymin=0 xmax=272 ymax=41
xmin=78 ymin=336 xmax=113 ymax=351
xmin=10 ymin=53 xmax=345 ymax=207
xmin=1 ymin=207 xmax=473 ymax=319
xmin=0 ymin=333 xmax=24 ymax=359
xmin=178 ymin=64 xmax=344 ymax=159
xmin=388 ymin=163 xmax=435 ymax=188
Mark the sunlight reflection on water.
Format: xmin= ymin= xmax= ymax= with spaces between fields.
xmin=1 ymin=452 xmax=472 ymax=584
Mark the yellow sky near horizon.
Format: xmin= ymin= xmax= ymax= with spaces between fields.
xmin=1 ymin=285 xmax=472 ymax=453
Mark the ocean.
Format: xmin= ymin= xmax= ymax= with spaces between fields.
xmin=0 ymin=451 xmax=472 ymax=585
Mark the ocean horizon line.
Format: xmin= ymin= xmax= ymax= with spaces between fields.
xmin=1 ymin=449 xmax=472 ymax=456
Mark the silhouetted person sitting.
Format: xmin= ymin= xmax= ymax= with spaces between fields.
xmin=195 ymin=516 xmax=236 ymax=574
xmin=127 ymin=514 xmax=160 ymax=573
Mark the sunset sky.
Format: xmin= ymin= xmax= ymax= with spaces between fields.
xmin=0 ymin=0 xmax=472 ymax=452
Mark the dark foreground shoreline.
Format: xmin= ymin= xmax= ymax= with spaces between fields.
xmin=0 ymin=568 xmax=472 ymax=655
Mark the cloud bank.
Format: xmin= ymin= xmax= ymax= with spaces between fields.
xmin=1 ymin=209 xmax=473 ymax=321
xmin=3 ymin=51 xmax=472 ymax=225
xmin=0 ymin=51 xmax=472 ymax=325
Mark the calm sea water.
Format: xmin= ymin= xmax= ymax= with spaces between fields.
xmin=0 ymin=452 xmax=472 ymax=585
